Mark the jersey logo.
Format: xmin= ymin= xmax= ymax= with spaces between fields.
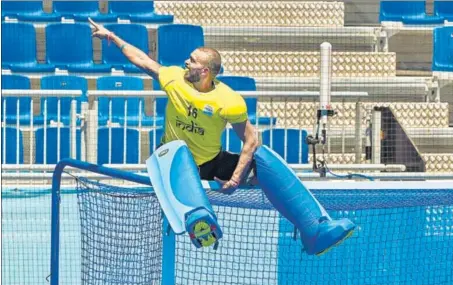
xmin=176 ymin=117 xmax=205 ymax=135
xmin=202 ymin=105 xmax=214 ymax=117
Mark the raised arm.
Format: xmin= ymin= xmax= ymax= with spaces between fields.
xmin=88 ymin=18 xmax=161 ymax=79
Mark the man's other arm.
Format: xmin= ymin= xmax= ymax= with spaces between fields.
xmin=230 ymin=120 xmax=259 ymax=183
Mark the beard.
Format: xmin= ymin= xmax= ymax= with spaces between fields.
xmin=184 ymin=68 xmax=202 ymax=83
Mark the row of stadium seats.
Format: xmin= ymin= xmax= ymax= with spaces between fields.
xmin=1 ymin=74 xmax=275 ymax=126
xmin=2 ymin=22 xmax=202 ymax=72
xmin=380 ymin=1 xmax=453 ymax=24
xmin=5 ymin=125 xmax=452 ymax=172
xmin=2 ymin=1 xmax=346 ymax=27
xmin=1 ymin=127 xmax=308 ymax=165
xmin=3 ymin=73 xmax=449 ymax=130
xmin=4 ymin=21 xmax=453 ymax=74
xmin=11 ymin=0 xmax=448 ymax=28
xmin=1 ymin=1 xmax=173 ymax=23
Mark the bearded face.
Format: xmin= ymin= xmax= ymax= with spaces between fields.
xmin=184 ymin=67 xmax=203 ymax=83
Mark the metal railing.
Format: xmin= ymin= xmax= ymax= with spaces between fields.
xmin=2 ymin=89 xmax=82 ymax=164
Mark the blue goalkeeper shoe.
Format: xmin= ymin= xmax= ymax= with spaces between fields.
xmin=312 ymin=218 xmax=355 ymax=256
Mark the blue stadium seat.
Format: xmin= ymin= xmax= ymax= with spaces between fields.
xmin=53 ymin=1 xmax=117 ymax=22
xmin=432 ymin=26 xmax=453 ymax=72
xmin=1 ymin=75 xmax=38 ymax=125
xmin=217 ymin=76 xmax=277 ymax=126
xmin=221 ymin=128 xmax=243 ymax=153
xmin=39 ymin=75 xmax=88 ymax=125
xmin=434 ymin=1 xmax=453 ymax=21
xmin=2 ymin=23 xmax=55 ymax=72
xmin=97 ymin=76 xmax=162 ymax=126
xmin=157 ymin=24 xmax=204 ymax=67
xmin=1 ymin=1 xmax=60 ymax=21
xmin=35 ymin=127 xmax=82 ymax=164
xmin=108 ymin=1 xmax=173 ymax=23
xmin=102 ymin=24 xmax=149 ymax=73
xmin=379 ymin=1 xmax=444 ymax=24
xmin=45 ymin=23 xmax=111 ymax=72
xmin=97 ymin=127 xmax=140 ymax=164
xmin=261 ymin=129 xmax=309 ymax=164
xmin=149 ymin=128 xmax=164 ymax=154
xmin=1 ymin=127 xmax=24 ymax=164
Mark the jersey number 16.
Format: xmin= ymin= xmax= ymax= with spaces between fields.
xmin=188 ymin=105 xmax=198 ymax=119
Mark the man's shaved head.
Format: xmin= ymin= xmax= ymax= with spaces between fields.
xmin=196 ymin=47 xmax=222 ymax=77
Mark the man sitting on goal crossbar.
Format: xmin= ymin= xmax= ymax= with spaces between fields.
xmin=89 ymin=18 xmax=355 ymax=255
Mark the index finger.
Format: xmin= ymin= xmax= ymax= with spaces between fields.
xmin=88 ymin=18 xmax=99 ymax=28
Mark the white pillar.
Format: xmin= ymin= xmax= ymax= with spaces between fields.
xmin=355 ymin=102 xmax=363 ymax=163
xmin=371 ymin=108 xmax=381 ymax=164
xmin=86 ymin=100 xmax=98 ymax=164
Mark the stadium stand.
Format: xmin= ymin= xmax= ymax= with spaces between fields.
xmin=220 ymin=51 xmax=396 ymax=78
xmin=46 ymin=23 xmax=111 ymax=72
xmin=1 ymin=75 xmax=33 ymax=125
xmin=259 ymin=102 xmax=450 ymax=129
xmin=96 ymin=76 xmax=159 ymax=126
xmin=1 ymin=1 xmax=60 ymax=22
xmin=379 ymin=1 xmax=444 ymax=24
xmin=154 ymin=1 xmax=436 ymax=102
xmin=218 ymin=50 xmax=435 ymax=103
xmin=154 ymin=1 xmax=345 ymax=27
xmin=97 ymin=127 xmax=140 ymax=164
xmin=102 ymin=24 xmax=149 ymax=73
xmin=1 ymin=127 xmax=24 ymax=164
xmin=39 ymin=75 xmax=87 ymax=125
xmin=2 ymin=22 xmax=54 ymax=72
xmin=35 ymin=127 xmax=81 ymax=164
xmin=108 ymin=1 xmax=173 ymax=23
xmin=261 ymin=129 xmax=309 ymax=164
xmin=378 ymin=1 xmax=451 ymax=72
xmin=154 ymin=1 xmax=384 ymax=53
xmin=0 ymin=0 xmax=452 ymax=172
xmin=52 ymin=0 xmax=117 ymax=22
xmin=422 ymin=153 xmax=453 ymax=172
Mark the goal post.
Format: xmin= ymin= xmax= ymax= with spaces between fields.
xmin=50 ymin=158 xmax=157 ymax=285
xmin=49 ymin=159 xmax=453 ymax=285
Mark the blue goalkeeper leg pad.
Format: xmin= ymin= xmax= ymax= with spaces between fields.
xmin=146 ymin=140 xmax=222 ymax=248
xmin=254 ymin=146 xmax=355 ymax=255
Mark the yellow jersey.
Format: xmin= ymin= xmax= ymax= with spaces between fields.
xmin=158 ymin=66 xmax=248 ymax=165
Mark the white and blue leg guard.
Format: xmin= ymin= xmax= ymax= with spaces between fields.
xmin=146 ymin=140 xmax=222 ymax=249
xmin=254 ymin=146 xmax=355 ymax=255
